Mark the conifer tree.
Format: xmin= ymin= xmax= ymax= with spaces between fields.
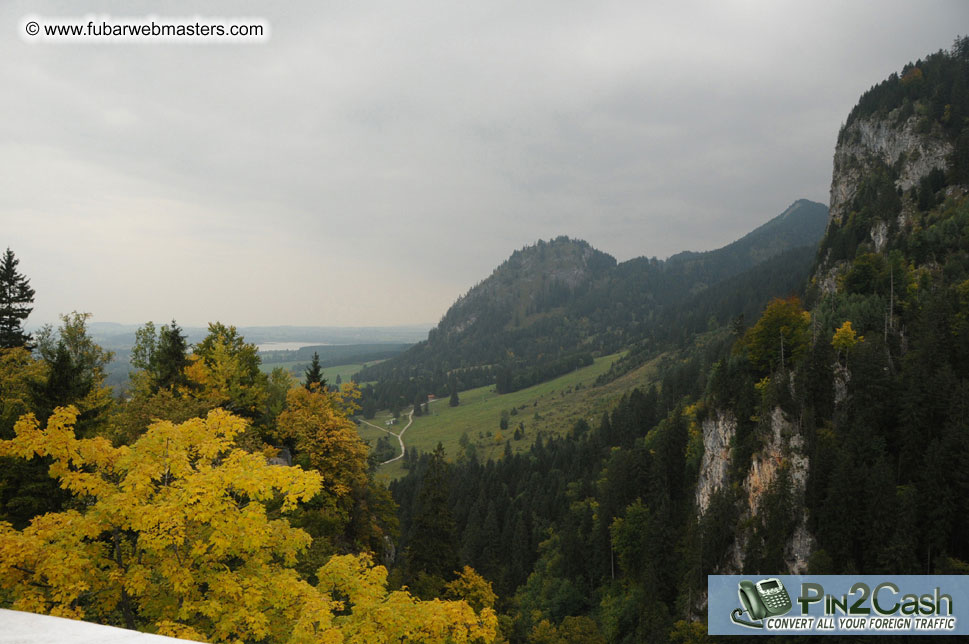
xmin=449 ymin=374 xmax=460 ymax=406
xmin=31 ymin=312 xmax=113 ymax=433
xmin=152 ymin=321 xmax=190 ymax=392
xmin=30 ymin=341 xmax=90 ymax=421
xmin=0 ymin=249 xmax=35 ymax=349
xmin=406 ymin=443 xmax=459 ymax=596
xmin=303 ymin=351 xmax=325 ymax=390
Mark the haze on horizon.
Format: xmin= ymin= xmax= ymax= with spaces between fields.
xmin=2 ymin=0 xmax=967 ymax=328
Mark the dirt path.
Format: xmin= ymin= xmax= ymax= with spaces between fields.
xmin=359 ymin=409 xmax=412 ymax=465
xmin=358 ymin=399 xmax=442 ymax=465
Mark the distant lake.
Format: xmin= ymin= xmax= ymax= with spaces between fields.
xmin=257 ymin=342 xmax=330 ymax=352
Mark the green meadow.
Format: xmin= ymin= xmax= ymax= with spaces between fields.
xmin=356 ymin=351 xmax=663 ymax=480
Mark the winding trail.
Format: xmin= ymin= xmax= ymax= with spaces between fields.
xmin=359 ymin=410 xmax=412 ymax=465
xmin=358 ymin=398 xmax=442 ymax=465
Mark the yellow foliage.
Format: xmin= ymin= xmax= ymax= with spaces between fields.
xmin=184 ymin=349 xmax=267 ymax=416
xmin=277 ymin=385 xmax=369 ymax=505
xmin=682 ymin=403 xmax=704 ymax=471
xmin=832 ymin=320 xmax=863 ymax=354
xmin=335 ymin=381 xmax=363 ymax=416
xmin=445 ymin=566 xmax=498 ymax=612
xmin=0 ymin=407 xmax=320 ymax=641
xmin=154 ymin=621 xmax=207 ymax=642
xmin=318 ymin=554 xmax=498 ymax=643
xmin=530 ymin=619 xmax=559 ymax=643
xmin=901 ymin=66 xmax=923 ymax=85
xmin=0 ymin=405 xmax=495 ymax=643
xmin=0 ymin=347 xmax=44 ymax=431
xmin=754 ymin=375 xmax=771 ymax=393
xmin=669 ymin=619 xmax=713 ymax=643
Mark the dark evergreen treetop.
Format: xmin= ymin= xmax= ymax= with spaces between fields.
xmin=153 ymin=321 xmax=191 ymax=392
xmin=0 ymin=248 xmax=35 ymax=349
xmin=842 ymin=35 xmax=969 ymax=136
xmin=30 ymin=340 xmax=93 ymax=423
xmin=131 ymin=320 xmax=192 ymax=393
xmin=404 ymin=443 xmax=458 ymax=589
xmin=303 ymin=351 xmax=326 ymax=390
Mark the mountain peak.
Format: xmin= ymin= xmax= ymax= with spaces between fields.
xmin=665 ymin=199 xmax=827 ymax=268
xmin=780 ymin=199 xmax=823 ymax=219
xmin=497 ymin=236 xmax=616 ymax=288
xmin=437 ymin=236 xmax=616 ymax=339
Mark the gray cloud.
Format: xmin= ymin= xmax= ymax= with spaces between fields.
xmin=2 ymin=0 xmax=967 ymax=326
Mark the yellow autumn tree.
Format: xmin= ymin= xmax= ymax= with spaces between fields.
xmin=444 ymin=566 xmax=498 ymax=613
xmin=276 ymin=383 xmax=369 ymax=510
xmin=0 ymin=346 xmax=43 ymax=434
xmin=0 ymin=406 xmax=322 ymax=641
xmin=317 ymin=554 xmax=498 ymax=643
xmin=832 ymin=320 xmax=863 ymax=356
xmin=530 ymin=616 xmax=606 ymax=644
xmin=0 ymin=406 xmax=496 ymax=643
xmin=275 ymin=383 xmax=382 ymax=572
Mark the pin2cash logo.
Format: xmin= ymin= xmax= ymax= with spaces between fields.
xmin=731 ymin=577 xmax=793 ymax=629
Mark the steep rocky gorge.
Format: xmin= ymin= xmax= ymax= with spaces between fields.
xmin=697 ymin=54 xmax=966 ymax=575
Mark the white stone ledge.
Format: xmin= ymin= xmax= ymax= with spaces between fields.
xmin=0 ymin=609 xmax=201 ymax=644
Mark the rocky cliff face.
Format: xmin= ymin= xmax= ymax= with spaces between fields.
xmin=817 ymin=109 xmax=956 ymax=293
xmin=742 ymin=408 xmax=807 ymax=519
xmin=829 ymin=112 xmax=954 ymax=228
xmin=741 ymin=406 xmax=812 ymax=574
xmin=695 ymin=410 xmax=735 ymax=517
xmin=706 ymin=402 xmax=813 ymax=574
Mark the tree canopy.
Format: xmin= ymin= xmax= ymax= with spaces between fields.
xmin=0 ymin=249 xmax=35 ymax=349
xmin=741 ymin=296 xmax=811 ymax=373
xmin=0 ymin=406 xmax=496 ymax=643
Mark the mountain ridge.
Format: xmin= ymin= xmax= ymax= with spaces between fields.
xmin=356 ymin=198 xmax=827 ymax=411
xmin=386 ymin=40 xmax=969 ymax=642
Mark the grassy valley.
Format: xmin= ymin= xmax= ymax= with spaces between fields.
xmin=357 ymin=348 xmax=677 ymax=479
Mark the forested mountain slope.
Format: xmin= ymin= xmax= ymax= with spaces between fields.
xmin=357 ymin=200 xmax=827 ymax=413
xmin=390 ymin=37 xmax=969 ymax=643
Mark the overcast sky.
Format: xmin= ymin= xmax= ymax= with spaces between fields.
xmin=2 ymin=1 xmax=967 ymax=328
